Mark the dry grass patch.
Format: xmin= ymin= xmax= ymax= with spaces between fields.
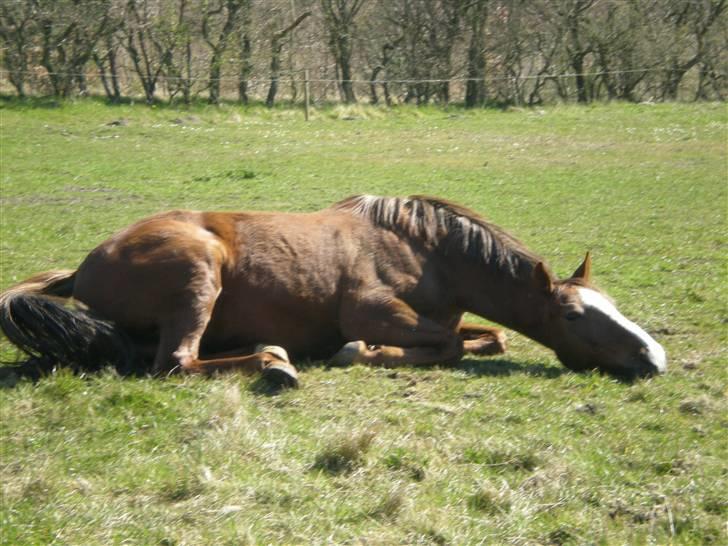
xmin=311 ymin=428 xmax=377 ymax=475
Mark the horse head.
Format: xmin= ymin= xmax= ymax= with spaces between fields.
xmin=534 ymin=253 xmax=667 ymax=379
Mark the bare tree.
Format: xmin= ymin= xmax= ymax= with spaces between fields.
xmin=122 ymin=0 xmax=172 ymax=104
xmin=266 ymin=10 xmax=311 ymax=106
xmin=559 ymin=0 xmax=596 ymax=103
xmin=660 ymin=0 xmax=726 ymax=100
xmin=0 ymin=3 xmax=37 ymax=97
xmin=391 ymin=0 xmax=430 ymax=104
xmin=93 ymin=31 xmax=124 ymax=103
xmin=158 ymin=0 xmax=197 ymax=104
xmin=32 ymin=0 xmax=114 ymax=97
xmin=202 ymin=0 xmax=247 ymax=104
xmin=379 ymin=0 xmax=463 ymax=105
xmin=489 ymin=1 xmax=529 ymax=105
xmin=92 ymin=2 xmax=127 ymax=103
xmin=464 ymin=0 xmax=488 ymax=107
xmin=368 ymin=38 xmax=402 ymax=105
xmin=320 ymin=0 xmax=367 ymax=103
xmin=1 ymin=0 xmax=725 ymax=104
xmin=695 ymin=9 xmax=727 ymax=100
xmin=236 ymin=0 xmax=254 ymax=104
xmin=589 ymin=1 xmax=645 ymax=101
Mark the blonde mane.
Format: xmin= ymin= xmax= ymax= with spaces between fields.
xmin=334 ymin=195 xmax=542 ymax=278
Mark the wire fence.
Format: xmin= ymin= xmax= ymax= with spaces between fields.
xmin=3 ymin=62 xmax=720 ymax=106
xmin=1 ymin=66 xmax=676 ymax=84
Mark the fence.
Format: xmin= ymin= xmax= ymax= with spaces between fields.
xmin=1 ymin=63 xmax=723 ymax=109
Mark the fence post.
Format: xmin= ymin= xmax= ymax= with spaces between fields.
xmin=304 ymin=68 xmax=310 ymax=121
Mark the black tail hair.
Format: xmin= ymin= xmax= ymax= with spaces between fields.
xmin=0 ymin=270 xmax=136 ymax=374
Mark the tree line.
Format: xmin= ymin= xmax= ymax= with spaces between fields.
xmin=1 ymin=0 xmax=725 ymax=107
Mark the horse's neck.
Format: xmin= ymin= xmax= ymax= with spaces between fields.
xmin=457 ymin=262 xmax=553 ymax=348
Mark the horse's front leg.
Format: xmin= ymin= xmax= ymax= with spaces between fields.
xmin=332 ymin=294 xmax=463 ymax=367
xmin=457 ymin=322 xmax=507 ymax=356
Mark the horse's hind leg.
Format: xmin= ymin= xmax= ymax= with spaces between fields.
xmin=458 ymin=322 xmax=507 ymax=356
xmin=152 ymin=283 xmax=298 ymax=387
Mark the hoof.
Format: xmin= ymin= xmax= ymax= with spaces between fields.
xmin=331 ymin=340 xmax=367 ymax=366
xmin=254 ymin=344 xmax=290 ymax=363
xmin=262 ymin=362 xmax=299 ymax=389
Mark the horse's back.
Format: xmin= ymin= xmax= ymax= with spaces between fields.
xmin=71 ymin=208 xmax=381 ymax=354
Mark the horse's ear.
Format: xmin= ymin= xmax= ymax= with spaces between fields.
xmin=533 ymin=262 xmax=554 ymax=294
xmin=571 ymin=251 xmax=592 ymax=282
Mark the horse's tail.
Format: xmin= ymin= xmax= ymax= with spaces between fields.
xmin=0 ymin=270 xmax=135 ymax=372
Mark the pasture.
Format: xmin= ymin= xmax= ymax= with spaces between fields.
xmin=0 ymin=98 xmax=726 ymax=545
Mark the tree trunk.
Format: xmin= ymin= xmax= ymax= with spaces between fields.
xmin=370 ymin=65 xmax=382 ymax=104
xmin=572 ymin=52 xmax=588 ymax=103
xmin=203 ymin=1 xmax=244 ymax=105
xmin=465 ymin=3 xmax=488 ymax=108
xmin=208 ymin=53 xmax=223 ymax=104
xmin=338 ymin=32 xmax=356 ymax=103
xmin=107 ymin=44 xmax=122 ymax=102
xmin=265 ymin=11 xmax=310 ymax=108
xmin=320 ymin=0 xmax=365 ymax=104
xmin=94 ymin=39 xmax=122 ymax=104
xmin=10 ymin=73 xmax=26 ymax=98
xmin=238 ymin=33 xmax=252 ymax=104
xmin=266 ymin=40 xmax=282 ymax=107
xmin=76 ymin=72 xmax=88 ymax=96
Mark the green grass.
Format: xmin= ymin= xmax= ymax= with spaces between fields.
xmin=1 ymin=98 xmax=726 ymax=545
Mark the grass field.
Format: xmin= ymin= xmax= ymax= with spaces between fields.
xmin=0 ymin=98 xmax=726 ymax=545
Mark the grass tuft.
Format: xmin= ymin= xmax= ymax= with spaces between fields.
xmin=463 ymin=443 xmax=540 ymax=472
xmin=156 ymin=469 xmax=205 ymax=502
xmin=382 ymin=448 xmax=427 ymax=481
xmin=311 ymin=429 xmax=376 ymax=475
xmin=367 ymin=484 xmax=409 ymax=520
xmin=679 ymin=395 xmax=714 ymax=415
xmin=467 ymin=482 xmax=512 ymax=514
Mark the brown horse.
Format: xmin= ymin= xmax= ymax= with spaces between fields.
xmin=0 ymin=195 xmax=666 ymax=386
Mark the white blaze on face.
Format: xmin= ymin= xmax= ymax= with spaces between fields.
xmin=577 ymin=287 xmax=667 ymax=374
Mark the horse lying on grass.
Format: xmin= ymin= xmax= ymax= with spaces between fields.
xmin=0 ymin=195 xmax=666 ymax=387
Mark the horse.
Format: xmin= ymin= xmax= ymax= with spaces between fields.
xmin=0 ymin=195 xmax=666 ymax=387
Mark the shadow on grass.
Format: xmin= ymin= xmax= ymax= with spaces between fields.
xmin=1 ymin=94 xmax=148 ymax=109
xmin=456 ymin=358 xmax=645 ymax=383
xmin=455 ymin=357 xmax=569 ymax=379
xmin=0 ymin=94 xmax=65 ymax=109
xmin=300 ymin=356 xmax=570 ymax=380
xmin=1 ymin=354 xmax=634 ymax=392
xmin=0 ymin=354 xmax=151 ymax=389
